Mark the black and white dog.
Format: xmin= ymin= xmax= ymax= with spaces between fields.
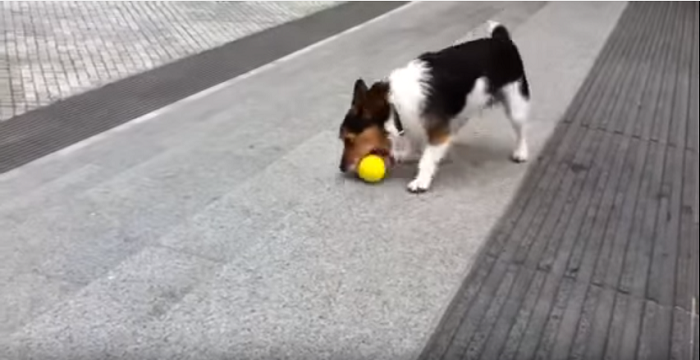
xmin=338 ymin=21 xmax=531 ymax=193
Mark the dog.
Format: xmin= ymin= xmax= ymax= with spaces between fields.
xmin=338 ymin=21 xmax=531 ymax=193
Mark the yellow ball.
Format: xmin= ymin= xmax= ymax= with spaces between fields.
xmin=357 ymin=154 xmax=386 ymax=183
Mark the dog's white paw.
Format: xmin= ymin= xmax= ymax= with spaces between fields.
xmin=511 ymin=145 xmax=529 ymax=163
xmin=407 ymin=177 xmax=431 ymax=194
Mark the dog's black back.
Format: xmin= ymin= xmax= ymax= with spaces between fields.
xmin=418 ymin=27 xmax=529 ymax=121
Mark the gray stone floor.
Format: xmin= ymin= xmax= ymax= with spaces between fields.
xmin=0 ymin=1 xmax=338 ymax=121
xmin=1 ymin=2 xmax=631 ymax=359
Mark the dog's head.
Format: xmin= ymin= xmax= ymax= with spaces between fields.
xmin=338 ymin=78 xmax=394 ymax=173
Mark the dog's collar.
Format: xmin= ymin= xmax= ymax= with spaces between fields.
xmin=391 ymin=104 xmax=405 ymax=136
xmin=380 ymin=77 xmax=404 ymax=137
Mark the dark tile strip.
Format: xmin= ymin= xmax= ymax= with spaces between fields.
xmin=495 ymin=271 xmax=548 ymax=360
xmin=483 ymin=1 xmax=642 ymax=259
xmin=670 ymin=305 xmax=693 ymax=360
xmin=0 ymin=2 xmax=407 ymax=174
xmin=570 ymin=134 xmax=636 ymax=360
xmin=592 ymin=3 xmax=656 ymax=133
xmin=641 ymin=8 xmax=690 ymax=358
xmin=476 ymin=4 xmax=646 ymax=358
xmin=511 ymin=18 xmax=646 ymax=352
xmin=559 ymin=8 xmax=675 ymax=359
xmin=598 ymin=1 xmax=674 ymax=288
xmin=677 ymin=149 xmax=698 ymax=310
xmin=444 ymin=262 xmax=516 ymax=360
xmin=615 ymin=2 xmax=670 ymax=137
xmin=637 ymin=300 xmax=673 ymax=360
xmin=564 ymin=17 xmax=661 ymax=348
xmin=491 ymin=122 xmax=599 ymax=358
xmin=691 ymin=2 xmax=700 ymax=155
xmin=439 ymin=259 xmax=509 ymax=360
xmin=618 ymin=14 xmax=682 ymax=300
xmin=555 ymin=135 xmax=643 ymax=357
xmin=668 ymin=2 xmax=694 ymax=150
xmin=693 ymin=300 xmax=700 ymax=360
xmin=651 ymin=2 xmax=684 ymax=144
xmin=476 ymin=267 xmax=540 ymax=360
xmin=526 ymin=121 xmax=620 ymax=359
xmin=579 ymin=287 xmax=617 ymax=360
xmin=694 ymin=4 xmax=699 ymax=327
xmin=633 ymin=2 xmax=676 ymax=140
xmin=562 ymin=3 xmax=637 ymax=127
xmin=618 ymin=138 xmax=657 ymax=293
xmin=547 ymin=132 xmax=628 ymax=358
xmin=497 ymin=2 xmax=644 ymax=266
xmin=674 ymin=7 xmax=700 ymax=359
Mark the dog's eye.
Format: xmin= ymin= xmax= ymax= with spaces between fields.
xmin=343 ymin=136 xmax=355 ymax=146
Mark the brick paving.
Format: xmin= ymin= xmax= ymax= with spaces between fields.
xmin=0 ymin=1 xmax=338 ymax=121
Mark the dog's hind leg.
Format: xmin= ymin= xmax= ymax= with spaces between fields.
xmin=502 ymin=80 xmax=530 ymax=163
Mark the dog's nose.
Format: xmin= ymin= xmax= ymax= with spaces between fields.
xmin=339 ymin=162 xmax=347 ymax=173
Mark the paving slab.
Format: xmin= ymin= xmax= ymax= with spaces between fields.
xmin=2 ymin=246 xmax=221 ymax=360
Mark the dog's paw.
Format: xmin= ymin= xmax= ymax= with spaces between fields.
xmin=407 ymin=177 xmax=431 ymax=194
xmin=511 ymin=146 xmax=529 ymax=163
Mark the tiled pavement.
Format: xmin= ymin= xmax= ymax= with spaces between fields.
xmin=1 ymin=1 xmax=696 ymax=359
xmin=0 ymin=1 xmax=338 ymax=121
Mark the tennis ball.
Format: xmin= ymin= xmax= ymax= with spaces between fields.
xmin=357 ymin=154 xmax=386 ymax=183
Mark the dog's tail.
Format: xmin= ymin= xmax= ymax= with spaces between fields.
xmin=488 ymin=20 xmax=511 ymax=41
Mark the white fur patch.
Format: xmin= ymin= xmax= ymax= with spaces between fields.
xmin=387 ymin=60 xmax=431 ymax=143
xmin=502 ymin=81 xmax=530 ymax=162
xmin=408 ymin=140 xmax=452 ymax=192
xmin=387 ymin=65 xmax=494 ymax=141
xmin=448 ymin=77 xmax=494 ymax=132
xmin=487 ymin=20 xmax=501 ymax=34
xmin=464 ymin=77 xmax=493 ymax=117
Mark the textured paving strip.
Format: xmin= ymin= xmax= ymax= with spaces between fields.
xmin=0 ymin=1 xmax=339 ymax=121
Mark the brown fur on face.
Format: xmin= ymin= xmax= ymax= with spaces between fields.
xmin=338 ymin=78 xmax=392 ymax=173
xmin=339 ymin=125 xmax=391 ymax=172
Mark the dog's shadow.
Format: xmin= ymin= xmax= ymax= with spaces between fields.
xmin=387 ymin=141 xmax=516 ymax=181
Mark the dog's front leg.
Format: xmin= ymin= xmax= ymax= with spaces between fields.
xmin=407 ymin=129 xmax=452 ymax=193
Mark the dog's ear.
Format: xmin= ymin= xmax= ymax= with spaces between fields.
xmin=363 ymin=82 xmax=391 ymax=123
xmin=352 ymin=78 xmax=368 ymax=108
xmin=368 ymin=82 xmax=389 ymax=96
